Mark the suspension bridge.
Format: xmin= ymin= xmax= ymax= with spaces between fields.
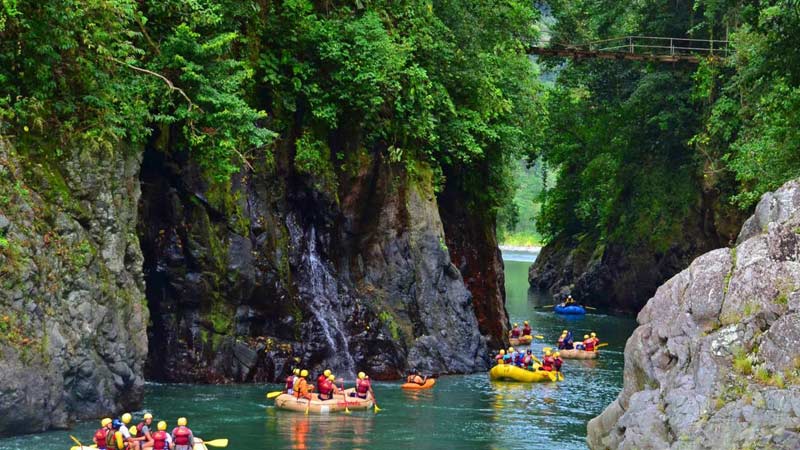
xmin=528 ymin=36 xmax=730 ymax=64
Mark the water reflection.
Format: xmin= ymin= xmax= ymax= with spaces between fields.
xmin=270 ymin=409 xmax=374 ymax=450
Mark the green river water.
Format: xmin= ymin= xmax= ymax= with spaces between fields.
xmin=0 ymin=250 xmax=636 ymax=450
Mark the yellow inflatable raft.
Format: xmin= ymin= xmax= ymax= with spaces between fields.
xmin=274 ymin=388 xmax=373 ymax=413
xmin=489 ymin=364 xmax=563 ymax=383
xmin=558 ymin=348 xmax=598 ymax=359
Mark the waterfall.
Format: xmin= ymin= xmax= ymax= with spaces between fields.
xmin=286 ymin=214 xmax=356 ymax=377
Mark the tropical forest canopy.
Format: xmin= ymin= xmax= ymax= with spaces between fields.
xmin=1 ymin=0 xmax=799 ymax=250
xmin=535 ymin=0 xmax=800 ymax=250
xmin=0 ymin=0 xmax=542 ymax=221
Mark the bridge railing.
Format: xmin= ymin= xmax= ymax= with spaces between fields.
xmin=538 ymin=35 xmax=730 ymax=58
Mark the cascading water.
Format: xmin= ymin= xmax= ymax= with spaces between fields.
xmin=286 ymin=214 xmax=356 ymax=377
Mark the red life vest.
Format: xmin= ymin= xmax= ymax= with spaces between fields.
xmin=555 ymin=357 xmax=563 ymax=371
xmin=94 ymin=428 xmax=108 ymax=448
xmin=318 ymin=379 xmax=333 ymax=396
xmin=510 ymin=328 xmax=521 ymax=338
xmin=522 ymin=325 xmax=531 ymax=336
xmin=285 ymin=375 xmax=295 ymax=390
xmin=584 ymin=338 xmax=595 ymax=351
xmin=317 ymin=374 xmax=327 ymax=386
xmin=152 ymin=430 xmax=168 ymax=450
xmin=173 ymin=426 xmax=192 ymax=445
xmin=542 ymin=356 xmax=555 ymax=371
xmin=356 ymin=378 xmax=370 ymax=394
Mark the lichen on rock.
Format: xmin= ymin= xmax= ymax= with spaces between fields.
xmin=587 ymin=179 xmax=800 ymax=450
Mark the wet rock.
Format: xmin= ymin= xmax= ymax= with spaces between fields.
xmin=139 ymin=145 xmax=488 ymax=383
xmin=0 ymin=139 xmax=147 ymax=436
xmin=588 ymin=178 xmax=800 ymax=449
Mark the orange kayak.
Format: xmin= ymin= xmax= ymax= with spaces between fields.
xmin=401 ymin=378 xmax=436 ymax=390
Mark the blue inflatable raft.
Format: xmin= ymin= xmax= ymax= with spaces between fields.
xmin=554 ymin=304 xmax=586 ymax=315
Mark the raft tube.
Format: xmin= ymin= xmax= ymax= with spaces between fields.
xmin=401 ymin=378 xmax=436 ymax=390
xmin=489 ymin=364 xmax=563 ymax=383
xmin=193 ymin=439 xmax=210 ymax=450
xmin=274 ymin=388 xmax=373 ymax=413
xmin=509 ymin=335 xmax=533 ymax=346
xmin=554 ymin=304 xmax=586 ymax=315
xmin=557 ymin=348 xmax=598 ymax=359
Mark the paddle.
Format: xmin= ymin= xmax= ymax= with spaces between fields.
xmin=596 ymin=343 xmax=608 ymax=349
xmin=69 ymin=435 xmax=96 ymax=450
xmin=203 ymin=439 xmax=229 ymax=447
xmin=340 ymin=382 xmax=351 ymax=414
xmin=584 ymin=306 xmax=597 ymax=310
xmin=534 ymin=335 xmax=545 ymax=339
xmin=369 ymin=387 xmax=381 ymax=414
xmin=266 ymin=391 xmax=282 ymax=399
xmin=538 ymin=304 xmax=556 ymax=308
xmin=305 ymin=395 xmax=311 ymax=415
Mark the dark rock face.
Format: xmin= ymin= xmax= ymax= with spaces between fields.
xmin=587 ymin=179 xmax=800 ymax=450
xmin=138 ymin=143 xmax=489 ymax=383
xmin=0 ymin=139 xmax=147 ymax=436
xmin=529 ymin=192 xmax=744 ymax=312
xmin=439 ymin=180 xmax=509 ymax=350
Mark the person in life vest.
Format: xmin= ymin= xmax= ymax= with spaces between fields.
xmin=590 ymin=332 xmax=600 ymax=350
xmin=317 ymin=368 xmax=332 ymax=387
xmin=350 ymin=371 xmax=370 ymax=399
xmin=317 ymin=373 xmax=338 ymax=400
xmin=495 ymin=349 xmax=505 ymax=364
xmin=151 ymin=421 xmax=171 ymax=450
xmin=406 ymin=368 xmax=427 ymax=385
xmin=294 ymin=369 xmax=314 ymax=400
xmin=136 ymin=413 xmax=154 ymax=449
xmin=171 ymin=417 xmax=194 ymax=450
xmin=565 ymin=295 xmax=576 ymax=305
xmin=106 ymin=419 xmax=126 ymax=450
xmin=285 ymin=368 xmax=300 ymax=395
xmin=127 ymin=424 xmax=147 ymax=450
xmin=514 ymin=350 xmax=525 ymax=367
xmin=522 ymin=349 xmax=534 ymax=370
xmin=583 ymin=334 xmax=595 ymax=352
xmin=118 ymin=413 xmax=133 ymax=443
xmin=94 ymin=418 xmax=113 ymax=450
xmin=503 ymin=347 xmax=514 ymax=364
xmin=510 ymin=323 xmax=521 ymax=338
xmin=557 ymin=331 xmax=568 ymax=350
xmin=553 ymin=352 xmax=563 ymax=372
xmin=540 ymin=350 xmax=555 ymax=371
xmin=521 ymin=321 xmax=532 ymax=337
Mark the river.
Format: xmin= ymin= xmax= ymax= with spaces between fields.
xmin=0 ymin=250 xmax=636 ymax=450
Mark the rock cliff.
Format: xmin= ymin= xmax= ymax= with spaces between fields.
xmin=0 ymin=138 xmax=147 ymax=436
xmin=138 ymin=136 xmax=490 ymax=383
xmin=529 ymin=191 xmax=744 ymax=312
xmin=587 ymin=179 xmax=800 ymax=449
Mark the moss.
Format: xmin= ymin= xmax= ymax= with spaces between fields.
xmin=723 ymin=247 xmax=737 ymax=294
xmin=378 ymin=310 xmax=401 ymax=340
xmin=775 ymin=292 xmax=789 ymax=305
xmin=733 ymin=347 xmax=753 ymax=375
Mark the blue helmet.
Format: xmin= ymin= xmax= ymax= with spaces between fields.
xmin=112 ymin=419 xmax=122 ymax=429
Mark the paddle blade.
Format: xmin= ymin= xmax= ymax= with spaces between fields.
xmin=203 ymin=439 xmax=229 ymax=447
xmin=584 ymin=306 xmax=597 ymax=310
xmin=345 ymin=407 xmax=351 ymax=414
xmin=266 ymin=391 xmax=282 ymax=399
xmin=374 ymin=404 xmax=381 ymax=414
xmin=596 ymin=343 xmax=608 ymax=348
xmin=69 ymin=436 xmax=83 ymax=447
xmin=534 ymin=335 xmax=544 ymax=339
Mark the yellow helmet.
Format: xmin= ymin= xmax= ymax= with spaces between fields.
xmin=591 ymin=332 xmax=597 ymax=337
xmin=129 ymin=425 xmax=138 ymax=436
xmin=293 ymin=368 xmax=300 ymax=375
xmin=554 ymin=352 xmax=560 ymax=358
xmin=177 ymin=417 xmax=187 ymax=426
xmin=143 ymin=413 xmax=153 ymax=421
xmin=323 ymin=369 xmax=332 ymax=377
xmin=121 ymin=413 xmax=132 ymax=424
xmin=584 ymin=335 xmax=589 ymax=339
xmin=157 ymin=421 xmax=167 ymax=431
xmin=300 ymin=369 xmax=309 ymax=377
xmin=328 ymin=374 xmax=335 ymax=381
xmin=545 ymin=350 xmax=551 ymax=356
xmin=523 ymin=321 xmax=528 ymax=325
xmin=513 ymin=323 xmax=518 ymax=327
xmin=101 ymin=418 xmax=112 ymax=427
xmin=508 ymin=347 xmax=514 ymax=353
xmin=358 ymin=372 xmax=366 ymax=380
xmin=562 ymin=330 xmax=568 ymax=333
xmin=499 ymin=349 xmax=505 ymax=355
